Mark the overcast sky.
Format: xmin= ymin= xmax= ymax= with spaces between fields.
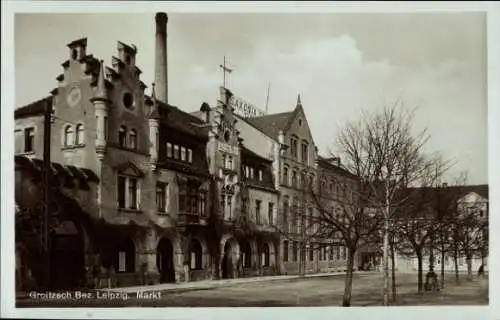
xmin=15 ymin=12 xmax=487 ymax=184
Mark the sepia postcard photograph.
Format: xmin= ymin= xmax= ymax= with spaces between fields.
xmin=2 ymin=1 xmax=500 ymax=320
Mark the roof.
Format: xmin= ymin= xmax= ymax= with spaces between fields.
xmin=394 ymin=184 xmax=489 ymax=218
xmin=241 ymin=146 xmax=272 ymax=164
xmin=15 ymin=96 xmax=52 ymax=119
xmin=243 ymin=111 xmax=294 ymax=140
xmin=15 ymin=155 xmax=99 ymax=190
xmin=317 ymin=156 xmax=358 ymax=180
xmin=145 ymin=95 xmax=210 ymax=140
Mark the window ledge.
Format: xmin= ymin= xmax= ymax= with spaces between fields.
xmin=62 ymin=144 xmax=85 ymax=150
xmin=17 ymin=151 xmax=35 ymax=156
xmin=118 ymin=208 xmax=142 ymax=214
xmin=157 ymin=211 xmax=169 ymax=216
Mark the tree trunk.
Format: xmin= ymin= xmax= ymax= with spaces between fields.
xmin=440 ymin=245 xmax=445 ymax=289
xmin=342 ymin=248 xmax=356 ymax=307
xmin=466 ymin=254 xmax=472 ymax=281
xmin=382 ymin=218 xmax=389 ymax=306
xmin=417 ymin=251 xmax=423 ymax=293
xmin=390 ymin=243 xmax=396 ymax=302
xmin=453 ymin=249 xmax=459 ymax=284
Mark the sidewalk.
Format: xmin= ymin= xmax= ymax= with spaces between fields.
xmin=104 ymin=270 xmax=377 ymax=294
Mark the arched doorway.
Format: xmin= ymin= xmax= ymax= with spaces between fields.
xmin=50 ymin=220 xmax=85 ymax=289
xmin=262 ymin=243 xmax=270 ymax=267
xmin=189 ymin=239 xmax=203 ymax=270
xmin=222 ymin=241 xmax=233 ymax=279
xmin=241 ymin=241 xmax=252 ymax=269
xmin=157 ymin=238 xmax=175 ymax=283
xmin=115 ymin=238 xmax=136 ymax=273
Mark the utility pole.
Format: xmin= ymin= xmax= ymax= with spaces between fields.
xmin=42 ymin=98 xmax=52 ymax=288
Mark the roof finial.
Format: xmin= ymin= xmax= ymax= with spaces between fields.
xmin=297 ymin=93 xmax=302 ymax=106
xmin=94 ymin=60 xmax=107 ymax=99
xmin=151 ymin=82 xmax=156 ymax=102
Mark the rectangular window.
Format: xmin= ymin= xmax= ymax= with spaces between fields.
xmin=292 ymin=171 xmax=297 ymax=188
xmin=329 ymin=246 xmax=334 ymax=260
xmin=156 ymin=183 xmax=167 ymax=212
xmin=187 ymin=149 xmax=193 ymax=163
xmin=128 ymin=178 xmax=138 ymax=209
xmin=199 ymin=192 xmax=206 ymax=217
xmin=250 ymin=167 xmax=254 ymax=179
xmin=24 ymin=127 xmax=35 ymax=153
xmin=181 ymin=146 xmax=186 ymax=161
xmin=283 ymin=241 xmax=289 ymax=262
xmin=301 ymin=142 xmax=308 ymax=164
xmin=290 ymin=137 xmax=298 ymax=158
xmin=220 ymin=194 xmax=225 ymax=217
xmin=166 ymin=142 xmax=173 ymax=158
xmin=342 ymin=246 xmax=347 ymax=260
xmin=292 ymin=241 xmax=298 ymax=262
xmin=191 ymin=191 xmax=198 ymax=214
xmin=336 ymin=246 xmax=340 ymax=260
xmin=118 ymin=176 xmax=126 ymax=208
xmin=227 ymin=156 xmax=233 ymax=170
xmin=268 ymin=202 xmax=274 ymax=225
xmin=179 ymin=186 xmax=187 ymax=212
xmin=283 ymin=166 xmax=289 ymax=185
xmin=173 ymin=145 xmax=180 ymax=159
xmin=255 ymin=200 xmax=262 ymax=225
xmin=258 ymin=170 xmax=263 ymax=181
xmin=309 ymin=247 xmax=314 ymax=261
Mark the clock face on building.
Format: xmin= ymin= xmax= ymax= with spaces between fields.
xmin=67 ymin=86 xmax=82 ymax=107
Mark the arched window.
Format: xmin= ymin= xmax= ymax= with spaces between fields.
xmin=116 ymin=238 xmax=135 ymax=273
xmin=189 ymin=239 xmax=203 ymax=270
xmin=75 ymin=124 xmax=84 ymax=145
xmin=119 ymin=126 xmax=127 ymax=148
xmin=129 ymin=129 xmax=137 ymax=149
xmin=64 ymin=125 xmax=73 ymax=146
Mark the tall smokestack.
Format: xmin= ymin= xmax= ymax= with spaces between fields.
xmin=155 ymin=12 xmax=168 ymax=104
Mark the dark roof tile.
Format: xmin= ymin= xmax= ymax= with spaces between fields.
xmin=243 ymin=111 xmax=294 ymax=140
xmin=15 ymin=96 xmax=52 ymax=119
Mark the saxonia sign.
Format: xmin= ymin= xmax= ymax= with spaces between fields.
xmin=229 ymin=95 xmax=266 ymax=118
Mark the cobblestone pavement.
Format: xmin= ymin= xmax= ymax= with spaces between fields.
xmin=16 ymin=272 xmax=488 ymax=307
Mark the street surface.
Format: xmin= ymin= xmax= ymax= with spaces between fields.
xmin=16 ymin=272 xmax=488 ymax=307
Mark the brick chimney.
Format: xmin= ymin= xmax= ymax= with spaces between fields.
xmin=154 ymin=12 xmax=168 ymax=104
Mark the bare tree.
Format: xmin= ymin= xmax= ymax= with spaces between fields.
xmin=333 ymin=101 xmax=434 ymax=305
xmin=392 ymin=155 xmax=452 ymax=293
xmin=310 ymin=167 xmax=383 ymax=307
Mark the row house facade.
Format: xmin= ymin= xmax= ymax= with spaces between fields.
xmin=14 ymin=12 xmax=282 ymax=290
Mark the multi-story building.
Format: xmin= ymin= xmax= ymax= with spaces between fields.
xmin=14 ymin=12 xmax=284 ymax=290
